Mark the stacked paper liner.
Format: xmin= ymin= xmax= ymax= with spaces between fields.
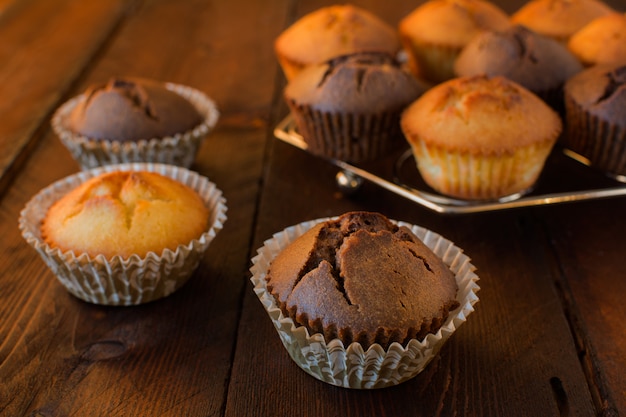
xmin=250 ymin=217 xmax=480 ymax=389
xmin=52 ymin=83 xmax=219 ymax=170
xmin=19 ymin=163 xmax=227 ymax=306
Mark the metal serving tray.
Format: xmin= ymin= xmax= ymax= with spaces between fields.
xmin=274 ymin=115 xmax=626 ymax=214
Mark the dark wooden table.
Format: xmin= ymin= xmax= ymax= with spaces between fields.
xmin=1 ymin=0 xmax=626 ymax=415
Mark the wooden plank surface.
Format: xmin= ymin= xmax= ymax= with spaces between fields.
xmin=0 ymin=0 xmax=284 ymax=415
xmin=231 ymin=144 xmax=597 ymax=417
xmin=0 ymin=0 xmax=130 ymax=196
xmin=229 ymin=1 xmax=625 ymax=416
xmin=0 ymin=0 xmax=625 ymax=416
xmin=542 ymin=199 xmax=626 ymax=416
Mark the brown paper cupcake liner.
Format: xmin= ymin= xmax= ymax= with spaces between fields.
xmin=564 ymin=96 xmax=626 ymax=176
xmin=250 ymin=217 xmax=480 ymax=389
xmin=19 ymin=163 xmax=227 ymax=306
xmin=288 ymin=104 xmax=403 ymax=163
xmin=52 ymin=83 xmax=219 ymax=170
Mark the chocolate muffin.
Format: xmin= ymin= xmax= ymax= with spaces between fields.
xmin=454 ymin=24 xmax=583 ymax=112
xmin=52 ymin=77 xmax=219 ymax=169
xmin=265 ymin=211 xmax=459 ymax=350
xmin=68 ymin=78 xmax=204 ymax=142
xmin=284 ymin=52 xmax=426 ymax=163
xmin=563 ymin=62 xmax=626 ymax=177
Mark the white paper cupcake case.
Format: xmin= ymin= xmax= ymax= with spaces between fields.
xmin=250 ymin=218 xmax=480 ymax=389
xmin=52 ymin=83 xmax=219 ymax=170
xmin=19 ymin=163 xmax=227 ymax=306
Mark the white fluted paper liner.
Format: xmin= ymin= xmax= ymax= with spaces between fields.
xmin=52 ymin=83 xmax=219 ymax=170
xmin=250 ymin=218 xmax=480 ymax=389
xmin=19 ymin=163 xmax=227 ymax=306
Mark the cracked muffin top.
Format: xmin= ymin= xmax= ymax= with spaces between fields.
xmin=265 ymin=211 xmax=459 ymax=350
xmin=454 ymin=24 xmax=583 ymax=93
xmin=41 ymin=171 xmax=208 ymax=260
xmin=401 ymin=75 xmax=562 ymax=154
xmin=284 ymin=52 xmax=425 ymax=114
xmin=564 ymin=62 xmax=626 ymax=127
xmin=68 ymin=77 xmax=204 ymax=142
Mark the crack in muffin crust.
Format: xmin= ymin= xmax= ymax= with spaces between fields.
xmin=41 ymin=171 xmax=208 ymax=259
xmin=265 ymin=212 xmax=460 ymax=350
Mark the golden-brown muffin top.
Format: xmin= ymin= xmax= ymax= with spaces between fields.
xmin=568 ymin=12 xmax=626 ymax=66
xmin=274 ymin=5 xmax=400 ymax=70
xmin=401 ymin=75 xmax=562 ymax=155
xmin=399 ymin=0 xmax=510 ymax=47
xmin=42 ymin=171 xmax=208 ymax=259
xmin=511 ymin=0 xmax=615 ymax=42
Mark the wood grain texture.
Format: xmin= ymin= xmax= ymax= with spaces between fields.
xmin=229 ymin=1 xmax=625 ymax=416
xmin=0 ymin=0 xmax=283 ymax=415
xmin=541 ymin=199 xmax=626 ymax=416
xmin=1 ymin=0 xmax=626 ymax=416
xmin=231 ymin=142 xmax=597 ymax=417
xmin=0 ymin=0 xmax=130 ymax=197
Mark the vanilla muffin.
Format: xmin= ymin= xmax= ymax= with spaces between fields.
xmin=568 ymin=13 xmax=626 ymax=67
xmin=563 ymin=62 xmax=626 ymax=177
xmin=454 ymin=24 xmax=583 ymax=111
xmin=52 ymin=77 xmax=219 ymax=169
xmin=265 ymin=211 xmax=459 ymax=350
xmin=274 ymin=4 xmax=400 ymax=81
xmin=42 ymin=170 xmax=209 ymax=259
xmin=398 ymin=0 xmax=510 ymax=83
xmin=511 ymin=0 xmax=615 ymax=43
xmin=284 ymin=52 xmax=426 ymax=163
xmin=401 ymin=75 xmax=562 ymax=200
xmin=20 ymin=163 xmax=227 ymax=305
